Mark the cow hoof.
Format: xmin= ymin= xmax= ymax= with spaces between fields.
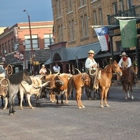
xmin=9 ymin=113 xmax=14 ymax=116
xmin=20 ymin=107 xmax=23 ymax=110
xmin=105 ymin=104 xmax=110 ymax=107
xmin=100 ymin=105 xmax=104 ymax=108
xmin=131 ymin=96 xmax=134 ymax=100
xmin=125 ymin=97 xmax=128 ymax=100
xmin=82 ymin=105 xmax=85 ymax=108
xmin=30 ymin=107 xmax=34 ymax=109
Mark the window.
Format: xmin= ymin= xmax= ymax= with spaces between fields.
xmin=79 ymin=0 xmax=86 ymax=7
xmin=11 ymin=39 xmax=14 ymax=51
xmin=24 ymin=35 xmax=38 ymax=49
xmin=69 ymin=20 xmax=75 ymax=41
xmin=119 ymin=0 xmax=124 ymax=11
xmin=126 ymin=0 xmax=132 ymax=9
xmin=56 ymin=0 xmax=61 ymax=17
xmin=8 ymin=40 xmax=11 ymax=53
xmin=93 ymin=11 xmax=97 ymax=25
xmin=81 ymin=14 xmax=89 ymax=37
xmin=44 ymin=34 xmax=54 ymax=48
xmin=58 ymin=25 xmax=63 ymax=42
xmin=67 ymin=0 xmax=73 ymax=12
xmin=99 ymin=8 xmax=103 ymax=25
xmin=112 ymin=2 xmax=118 ymax=14
xmin=5 ymin=42 xmax=7 ymax=54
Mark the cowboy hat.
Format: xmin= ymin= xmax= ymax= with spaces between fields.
xmin=88 ymin=50 xmax=95 ymax=54
xmin=120 ymin=52 xmax=127 ymax=56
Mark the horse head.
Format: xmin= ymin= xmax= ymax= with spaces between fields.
xmin=112 ymin=61 xmax=122 ymax=76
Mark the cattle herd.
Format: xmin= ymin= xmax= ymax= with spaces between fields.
xmin=0 ymin=70 xmax=94 ymax=115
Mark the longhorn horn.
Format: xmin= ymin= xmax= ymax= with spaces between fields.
xmin=75 ymin=68 xmax=81 ymax=74
xmin=48 ymin=69 xmax=52 ymax=75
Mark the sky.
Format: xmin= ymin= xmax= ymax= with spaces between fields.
xmin=0 ymin=0 xmax=53 ymax=27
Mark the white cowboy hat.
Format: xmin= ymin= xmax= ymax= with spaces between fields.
xmin=88 ymin=50 xmax=95 ymax=54
xmin=120 ymin=52 xmax=127 ymax=56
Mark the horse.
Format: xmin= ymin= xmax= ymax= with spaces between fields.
xmin=117 ymin=67 xmax=137 ymax=100
xmin=98 ymin=60 xmax=122 ymax=108
xmin=8 ymin=70 xmax=32 ymax=115
xmin=67 ymin=73 xmax=90 ymax=109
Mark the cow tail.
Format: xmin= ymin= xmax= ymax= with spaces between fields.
xmin=67 ymin=77 xmax=74 ymax=98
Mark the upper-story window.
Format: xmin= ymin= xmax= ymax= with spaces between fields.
xmin=24 ymin=35 xmax=38 ymax=49
xmin=126 ymin=0 xmax=132 ymax=9
xmin=44 ymin=34 xmax=54 ymax=48
xmin=8 ymin=40 xmax=11 ymax=53
xmin=68 ymin=20 xmax=75 ymax=41
xmin=56 ymin=0 xmax=61 ymax=17
xmin=67 ymin=0 xmax=73 ymax=13
xmin=93 ymin=11 xmax=97 ymax=25
xmin=119 ymin=0 xmax=124 ymax=11
xmin=58 ymin=24 xmax=63 ymax=42
xmin=112 ymin=2 xmax=118 ymax=14
xmin=81 ymin=14 xmax=89 ymax=38
xmin=79 ymin=0 xmax=86 ymax=7
xmin=98 ymin=8 xmax=103 ymax=25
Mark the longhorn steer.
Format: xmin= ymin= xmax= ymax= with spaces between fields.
xmin=19 ymin=75 xmax=49 ymax=109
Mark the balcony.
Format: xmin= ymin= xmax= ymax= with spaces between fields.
xmin=107 ymin=5 xmax=140 ymax=25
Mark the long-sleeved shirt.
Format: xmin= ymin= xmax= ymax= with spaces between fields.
xmin=85 ymin=58 xmax=97 ymax=69
xmin=118 ymin=57 xmax=132 ymax=68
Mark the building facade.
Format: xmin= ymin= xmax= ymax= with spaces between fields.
xmin=47 ymin=0 xmax=140 ymax=77
xmin=0 ymin=21 xmax=54 ymax=74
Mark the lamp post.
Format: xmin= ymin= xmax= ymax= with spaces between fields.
xmin=23 ymin=9 xmax=34 ymax=74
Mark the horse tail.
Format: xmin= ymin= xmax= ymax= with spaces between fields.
xmin=67 ymin=77 xmax=74 ymax=98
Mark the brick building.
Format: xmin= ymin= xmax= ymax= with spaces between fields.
xmin=0 ymin=21 xmax=54 ymax=73
xmin=45 ymin=0 xmax=140 ymax=76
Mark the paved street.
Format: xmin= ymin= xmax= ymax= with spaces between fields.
xmin=0 ymin=86 xmax=140 ymax=140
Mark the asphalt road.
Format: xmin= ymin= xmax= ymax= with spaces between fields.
xmin=0 ymin=86 xmax=140 ymax=140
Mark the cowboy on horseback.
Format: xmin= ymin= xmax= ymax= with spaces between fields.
xmin=85 ymin=50 xmax=101 ymax=90
xmin=118 ymin=52 xmax=138 ymax=84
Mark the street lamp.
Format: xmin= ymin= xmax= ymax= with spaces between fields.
xmin=23 ymin=9 xmax=35 ymax=74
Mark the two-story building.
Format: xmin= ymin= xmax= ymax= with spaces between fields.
xmin=0 ymin=21 xmax=54 ymax=74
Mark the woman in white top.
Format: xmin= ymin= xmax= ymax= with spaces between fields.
xmin=39 ymin=64 xmax=47 ymax=75
xmin=85 ymin=50 xmax=97 ymax=70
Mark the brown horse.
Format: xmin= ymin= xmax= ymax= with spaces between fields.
xmin=98 ymin=61 xmax=122 ymax=108
xmin=68 ymin=73 xmax=90 ymax=109
xmin=117 ymin=67 xmax=137 ymax=100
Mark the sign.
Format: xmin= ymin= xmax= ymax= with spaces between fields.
xmin=119 ymin=19 xmax=137 ymax=48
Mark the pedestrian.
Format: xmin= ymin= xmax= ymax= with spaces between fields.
xmin=118 ymin=52 xmax=138 ymax=84
xmin=53 ymin=63 xmax=61 ymax=73
xmin=39 ymin=64 xmax=47 ymax=75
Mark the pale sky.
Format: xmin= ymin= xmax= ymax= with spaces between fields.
xmin=0 ymin=0 xmax=53 ymax=27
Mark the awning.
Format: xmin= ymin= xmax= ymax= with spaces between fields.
xmin=44 ymin=58 xmax=51 ymax=65
xmin=66 ymin=42 xmax=101 ymax=60
xmin=44 ymin=42 xmax=101 ymax=64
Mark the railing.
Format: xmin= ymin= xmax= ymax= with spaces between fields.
xmin=107 ymin=5 xmax=140 ymax=25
